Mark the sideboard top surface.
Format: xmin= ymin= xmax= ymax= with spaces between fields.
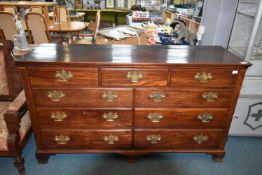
xmin=14 ymin=44 xmax=251 ymax=67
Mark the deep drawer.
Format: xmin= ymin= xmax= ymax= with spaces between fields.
xmin=134 ymin=130 xmax=224 ymax=149
xmin=171 ymin=68 xmax=238 ymax=87
xmin=32 ymin=88 xmax=133 ymax=108
xmin=36 ymin=108 xmax=132 ymax=129
xmin=135 ymin=88 xmax=233 ymax=108
xmin=101 ymin=68 xmax=168 ymax=87
xmin=28 ymin=67 xmax=98 ymax=86
xmin=40 ymin=130 xmax=132 ymax=149
xmin=135 ymin=108 xmax=227 ymax=129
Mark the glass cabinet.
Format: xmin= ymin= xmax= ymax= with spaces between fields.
xmin=228 ymin=0 xmax=262 ymax=136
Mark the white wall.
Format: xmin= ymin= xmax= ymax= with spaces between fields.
xmin=200 ymin=0 xmax=238 ymax=48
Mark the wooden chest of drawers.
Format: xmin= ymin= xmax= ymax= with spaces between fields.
xmin=15 ymin=44 xmax=251 ymax=163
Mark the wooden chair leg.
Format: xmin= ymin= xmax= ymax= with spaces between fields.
xmin=13 ymin=156 xmax=25 ymax=175
xmin=4 ymin=101 xmax=28 ymax=175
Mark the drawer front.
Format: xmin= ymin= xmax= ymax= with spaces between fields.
xmin=135 ymin=89 xmax=233 ymax=108
xmin=101 ymin=68 xmax=168 ymax=87
xmin=32 ymin=88 xmax=133 ymax=108
xmin=28 ymin=67 xmax=98 ymax=86
xmin=135 ymin=109 xmax=227 ymax=129
xmin=41 ymin=130 xmax=132 ymax=149
xmin=36 ymin=109 xmax=132 ymax=129
xmin=171 ymin=68 xmax=238 ymax=87
xmin=171 ymin=69 xmax=238 ymax=87
xmin=134 ymin=130 xmax=224 ymax=149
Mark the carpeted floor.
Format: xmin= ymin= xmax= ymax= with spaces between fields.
xmin=0 ymin=136 xmax=261 ymax=175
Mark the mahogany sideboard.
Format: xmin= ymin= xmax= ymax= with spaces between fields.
xmin=14 ymin=44 xmax=251 ymax=163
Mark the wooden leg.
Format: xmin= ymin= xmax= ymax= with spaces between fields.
xmin=35 ymin=153 xmax=49 ymax=164
xmin=211 ymin=152 xmax=225 ymax=162
xmin=13 ymin=156 xmax=25 ymax=175
xmin=127 ymin=155 xmax=138 ymax=163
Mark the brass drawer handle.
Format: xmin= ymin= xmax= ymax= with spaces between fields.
xmin=193 ymin=135 xmax=208 ymax=144
xmin=50 ymin=111 xmax=68 ymax=122
xmin=126 ymin=72 xmax=144 ymax=83
xmin=102 ymin=92 xmax=118 ymax=102
xmin=55 ymin=69 xmax=73 ymax=81
xmin=146 ymin=135 xmax=161 ymax=144
xmin=103 ymin=135 xmax=119 ymax=144
xmin=202 ymin=92 xmax=218 ymax=102
xmin=103 ymin=112 xmax=119 ymax=122
xmin=149 ymin=92 xmax=167 ymax=102
xmin=54 ymin=135 xmax=70 ymax=144
xmin=194 ymin=72 xmax=213 ymax=83
xmin=198 ymin=113 xmax=213 ymax=123
xmin=47 ymin=90 xmax=65 ymax=102
xmin=147 ymin=113 xmax=164 ymax=122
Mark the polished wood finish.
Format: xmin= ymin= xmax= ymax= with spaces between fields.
xmin=135 ymin=108 xmax=227 ymax=129
xmin=40 ymin=130 xmax=132 ymax=149
xmin=36 ymin=109 xmax=132 ymax=129
xmin=135 ymin=89 xmax=233 ymax=108
xmin=48 ymin=21 xmax=87 ymax=33
xmin=170 ymin=68 xmax=238 ymax=88
xmin=134 ymin=130 xmax=224 ymax=149
xmin=101 ymin=68 xmax=168 ymax=87
xmin=14 ymin=44 xmax=251 ymax=163
xmin=31 ymin=88 xmax=133 ymax=108
xmin=28 ymin=67 xmax=98 ymax=86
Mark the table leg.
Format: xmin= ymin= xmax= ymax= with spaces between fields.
xmin=114 ymin=12 xmax=118 ymax=26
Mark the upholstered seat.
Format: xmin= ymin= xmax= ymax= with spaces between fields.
xmin=0 ymin=92 xmax=31 ymax=151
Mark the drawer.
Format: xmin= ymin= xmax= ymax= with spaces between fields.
xmin=101 ymin=68 xmax=168 ymax=87
xmin=171 ymin=68 xmax=238 ymax=87
xmin=135 ymin=108 xmax=227 ymax=129
xmin=135 ymin=89 xmax=233 ymax=108
xmin=32 ymin=88 xmax=133 ymax=108
xmin=28 ymin=67 xmax=98 ymax=86
xmin=36 ymin=109 xmax=132 ymax=129
xmin=40 ymin=130 xmax=132 ymax=149
xmin=134 ymin=130 xmax=224 ymax=149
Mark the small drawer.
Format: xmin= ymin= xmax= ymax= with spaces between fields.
xmin=135 ymin=108 xmax=227 ymax=129
xmin=135 ymin=88 xmax=233 ymax=108
xmin=36 ymin=109 xmax=132 ymax=129
xmin=134 ymin=130 xmax=224 ymax=149
xmin=41 ymin=130 xmax=132 ymax=149
xmin=32 ymin=88 xmax=133 ymax=108
xmin=28 ymin=67 xmax=98 ymax=86
xmin=101 ymin=68 xmax=168 ymax=87
xmin=171 ymin=68 xmax=238 ymax=87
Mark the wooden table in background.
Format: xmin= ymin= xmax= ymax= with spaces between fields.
xmin=0 ymin=1 xmax=56 ymax=25
xmin=48 ymin=21 xmax=88 ymax=33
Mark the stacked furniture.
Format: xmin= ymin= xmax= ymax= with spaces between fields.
xmin=15 ymin=44 xmax=250 ymax=163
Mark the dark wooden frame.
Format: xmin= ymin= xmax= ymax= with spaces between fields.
xmin=2 ymin=94 xmax=32 ymax=175
xmin=0 ymin=35 xmax=23 ymax=101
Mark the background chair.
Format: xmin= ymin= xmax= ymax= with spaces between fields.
xmin=3 ymin=6 xmax=17 ymax=16
xmin=73 ymin=10 xmax=101 ymax=44
xmin=30 ymin=6 xmax=44 ymax=14
xmin=0 ymin=12 xmax=19 ymax=41
xmin=24 ymin=12 xmax=50 ymax=44
xmin=53 ymin=6 xmax=70 ymax=23
xmin=0 ymin=39 xmax=31 ymax=175
xmin=25 ymin=12 xmax=63 ymax=44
